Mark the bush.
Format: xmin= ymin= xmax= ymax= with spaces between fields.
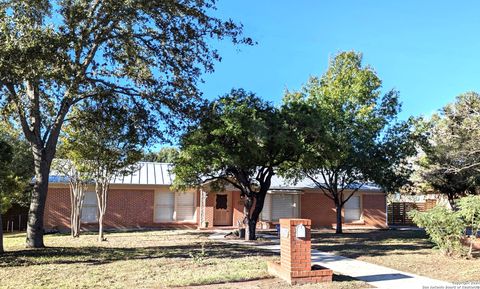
xmin=410 ymin=206 xmax=465 ymax=256
xmin=457 ymin=195 xmax=480 ymax=258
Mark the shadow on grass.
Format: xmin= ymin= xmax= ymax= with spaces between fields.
xmin=0 ymin=241 xmax=276 ymax=268
xmin=311 ymin=229 xmax=433 ymax=258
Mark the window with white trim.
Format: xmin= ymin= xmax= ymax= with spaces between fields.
xmin=81 ymin=192 xmax=98 ymax=223
xmin=154 ymin=191 xmax=195 ymax=222
xmin=344 ymin=195 xmax=361 ymax=222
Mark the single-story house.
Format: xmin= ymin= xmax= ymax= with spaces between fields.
xmin=44 ymin=162 xmax=388 ymax=231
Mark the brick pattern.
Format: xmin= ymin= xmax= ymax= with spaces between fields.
xmin=44 ymin=187 xmax=197 ymax=231
xmin=301 ymin=191 xmax=387 ymax=229
xmin=268 ymin=218 xmax=333 ymax=285
xmin=280 ymin=219 xmax=312 ymax=272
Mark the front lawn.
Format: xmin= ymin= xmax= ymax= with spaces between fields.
xmin=1 ymin=230 xmax=368 ymax=289
xmin=311 ymin=229 xmax=480 ymax=282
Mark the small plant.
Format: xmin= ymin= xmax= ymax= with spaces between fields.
xmin=189 ymin=242 xmax=207 ymax=264
xmin=410 ymin=206 xmax=465 ymax=256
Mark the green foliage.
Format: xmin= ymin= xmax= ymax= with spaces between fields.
xmin=0 ymin=124 xmax=33 ymax=211
xmin=457 ymin=195 xmax=480 ymax=257
xmin=417 ymin=92 xmax=480 ymax=207
xmin=173 ymin=89 xmax=300 ymax=239
xmin=410 ymin=207 xmax=465 ymax=256
xmin=143 ymin=147 xmax=179 ymax=163
xmin=62 ymin=96 xmax=150 ymax=178
xmin=282 ymin=52 xmax=418 ymax=233
xmin=173 ymin=89 xmax=299 ymax=192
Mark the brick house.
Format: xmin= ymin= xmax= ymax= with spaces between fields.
xmin=44 ymin=162 xmax=388 ymax=231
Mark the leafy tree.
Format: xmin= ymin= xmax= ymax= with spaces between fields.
xmin=0 ymin=124 xmax=34 ymax=253
xmin=143 ymin=147 xmax=179 ymax=163
xmin=0 ymin=0 xmax=251 ymax=248
xmin=283 ymin=51 xmax=418 ymax=234
xmin=173 ymin=89 xmax=299 ymax=240
xmin=63 ymin=97 xmax=153 ymax=241
xmin=418 ymin=92 xmax=480 ymax=208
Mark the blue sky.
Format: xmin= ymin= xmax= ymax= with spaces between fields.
xmin=199 ymin=0 xmax=480 ymax=119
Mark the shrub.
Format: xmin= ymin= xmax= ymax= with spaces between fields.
xmin=457 ymin=195 xmax=480 ymax=258
xmin=410 ymin=206 xmax=465 ymax=256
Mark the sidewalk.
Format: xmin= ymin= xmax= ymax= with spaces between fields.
xmin=209 ymin=232 xmax=452 ymax=289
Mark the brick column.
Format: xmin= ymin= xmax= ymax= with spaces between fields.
xmin=269 ymin=218 xmax=332 ymax=284
xmin=280 ymin=218 xmax=311 ymax=272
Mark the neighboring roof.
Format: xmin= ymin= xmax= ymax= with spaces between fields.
xmin=49 ymin=161 xmax=382 ymax=191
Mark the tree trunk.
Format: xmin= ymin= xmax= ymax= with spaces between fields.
xmin=98 ymin=214 xmax=104 ymax=242
xmin=26 ymin=150 xmax=52 ymax=248
xmin=335 ymin=203 xmax=343 ymax=234
xmin=243 ymin=196 xmax=255 ymax=240
xmin=0 ymin=213 xmax=4 ymax=254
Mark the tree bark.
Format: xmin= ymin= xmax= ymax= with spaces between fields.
xmin=243 ymin=196 xmax=255 ymax=240
xmin=0 ymin=213 xmax=4 ymax=254
xmin=335 ymin=203 xmax=343 ymax=234
xmin=26 ymin=149 xmax=53 ymax=248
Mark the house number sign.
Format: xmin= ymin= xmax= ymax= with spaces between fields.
xmin=280 ymin=227 xmax=289 ymax=238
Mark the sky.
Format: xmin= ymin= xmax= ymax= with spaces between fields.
xmin=199 ymin=0 xmax=480 ymax=120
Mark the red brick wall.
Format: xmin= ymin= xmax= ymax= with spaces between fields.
xmin=44 ymin=186 xmax=198 ymax=231
xmin=44 ymin=187 xmax=71 ymax=230
xmin=362 ymin=193 xmax=387 ymax=228
xmin=300 ymin=191 xmax=387 ymax=229
xmin=300 ymin=193 xmax=337 ymax=228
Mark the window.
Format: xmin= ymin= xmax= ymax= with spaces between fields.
xmin=176 ymin=192 xmax=195 ymax=221
xmin=81 ymin=192 xmax=98 ymax=223
xmin=155 ymin=192 xmax=175 ymax=222
xmin=154 ymin=191 xmax=195 ymax=222
xmin=261 ymin=193 xmax=299 ymax=221
xmin=344 ymin=195 xmax=361 ymax=222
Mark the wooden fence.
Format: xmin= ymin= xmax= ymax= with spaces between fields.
xmin=387 ymin=199 xmax=437 ymax=226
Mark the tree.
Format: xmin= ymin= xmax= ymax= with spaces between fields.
xmin=0 ymin=0 xmax=251 ymax=248
xmin=283 ymin=51 xmax=418 ymax=234
xmin=173 ymin=89 xmax=299 ymax=240
xmin=0 ymin=124 xmax=34 ymax=253
xmin=63 ymin=97 xmax=150 ymax=241
xmin=418 ymin=92 xmax=480 ymax=208
xmin=143 ymin=147 xmax=179 ymax=163
xmin=51 ymin=159 xmax=91 ymax=238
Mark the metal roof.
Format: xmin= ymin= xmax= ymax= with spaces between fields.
xmin=49 ymin=162 xmax=174 ymax=185
xmin=49 ymin=161 xmax=381 ymax=191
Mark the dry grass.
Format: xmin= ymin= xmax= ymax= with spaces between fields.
xmin=311 ymin=229 xmax=480 ymax=282
xmin=1 ymin=230 xmax=368 ymax=289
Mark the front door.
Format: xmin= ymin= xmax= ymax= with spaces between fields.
xmin=214 ymin=192 xmax=232 ymax=226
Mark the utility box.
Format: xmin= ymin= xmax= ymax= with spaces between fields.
xmin=268 ymin=218 xmax=333 ymax=285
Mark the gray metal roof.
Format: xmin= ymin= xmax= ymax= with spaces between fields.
xmin=49 ymin=161 xmax=381 ymax=191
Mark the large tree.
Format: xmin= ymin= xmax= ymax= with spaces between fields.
xmin=62 ymin=97 xmax=151 ymax=241
xmin=173 ymin=89 xmax=299 ymax=240
xmin=417 ymin=92 xmax=480 ymax=208
xmin=283 ymin=51 xmax=418 ymax=234
xmin=0 ymin=0 xmax=251 ymax=247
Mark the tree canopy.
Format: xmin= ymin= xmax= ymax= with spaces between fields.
xmin=416 ymin=92 xmax=480 ymax=208
xmin=143 ymin=147 xmax=180 ymax=163
xmin=0 ymin=0 xmax=251 ymax=247
xmin=283 ymin=51 xmax=418 ymax=233
xmin=173 ymin=89 xmax=300 ymax=240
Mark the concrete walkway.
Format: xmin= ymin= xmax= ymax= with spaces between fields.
xmin=209 ymin=232 xmax=453 ymax=289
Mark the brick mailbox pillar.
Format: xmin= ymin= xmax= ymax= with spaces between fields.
xmin=268 ymin=218 xmax=333 ymax=285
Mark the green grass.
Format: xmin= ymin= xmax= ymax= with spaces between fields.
xmin=311 ymin=229 xmax=480 ymax=282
